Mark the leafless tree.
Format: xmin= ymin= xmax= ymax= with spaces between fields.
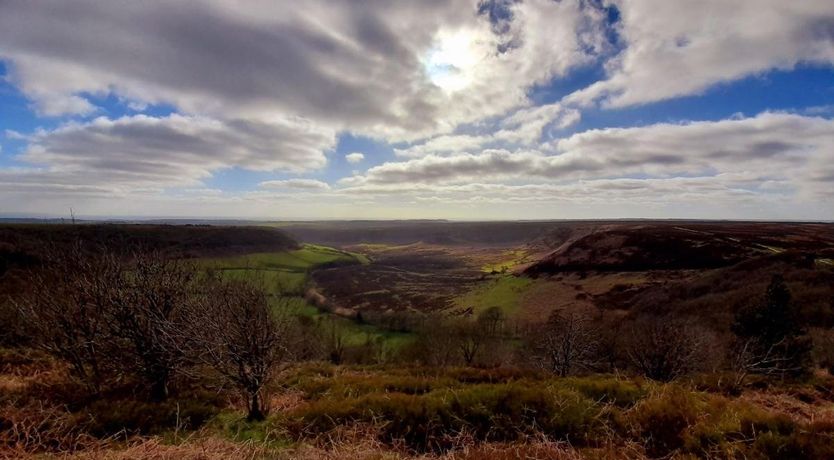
xmin=731 ymin=337 xmax=808 ymax=387
xmin=407 ymin=314 xmax=459 ymax=366
xmin=285 ymin=314 xmax=325 ymax=362
xmin=625 ymin=316 xmax=710 ymax=382
xmin=531 ymin=309 xmax=600 ymax=376
xmin=730 ymin=275 xmax=812 ymax=379
xmin=322 ymin=316 xmax=348 ymax=365
xmin=16 ymin=244 xmax=122 ymax=393
xmin=452 ymin=319 xmax=490 ymax=366
xmin=108 ymin=251 xmax=198 ymax=400
xmin=477 ymin=307 xmax=505 ymax=337
xmin=187 ymin=277 xmax=287 ymax=420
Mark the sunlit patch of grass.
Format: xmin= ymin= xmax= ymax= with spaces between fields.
xmin=350 ymin=242 xmax=417 ymax=253
xmin=322 ymin=316 xmax=415 ymax=348
xmin=199 ymin=244 xmax=368 ymax=272
xmin=480 ymin=249 xmax=530 ymax=273
xmin=455 ymin=275 xmax=535 ymax=316
xmin=219 ymin=269 xmax=307 ymax=294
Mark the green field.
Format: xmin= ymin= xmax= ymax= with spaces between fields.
xmin=198 ymin=244 xmax=368 ymax=295
xmin=454 ymin=274 xmax=535 ymax=317
xmin=200 ymin=244 xmax=369 ymax=271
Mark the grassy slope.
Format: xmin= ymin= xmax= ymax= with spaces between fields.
xmin=454 ymin=275 xmax=536 ymax=317
xmin=198 ymin=244 xmax=368 ymax=294
xmin=480 ymin=248 xmax=533 ymax=273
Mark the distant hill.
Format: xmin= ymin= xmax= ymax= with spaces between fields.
xmin=525 ymin=222 xmax=834 ymax=275
xmin=279 ymin=220 xmax=594 ymax=246
xmin=0 ymin=224 xmax=298 ymax=279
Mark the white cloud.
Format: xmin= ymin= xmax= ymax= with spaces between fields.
xmin=0 ymin=0 xmax=605 ymax=140
xmin=4 ymin=129 xmax=27 ymax=140
xmin=343 ymin=113 xmax=834 ymax=202
xmin=15 ymin=114 xmax=335 ymax=190
xmin=567 ymin=0 xmax=834 ymax=108
xmin=393 ymin=102 xmax=581 ymax=158
xmin=259 ymin=179 xmax=331 ymax=190
xmin=345 ymin=152 xmax=365 ymax=164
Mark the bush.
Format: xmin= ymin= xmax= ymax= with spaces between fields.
xmin=683 ymin=399 xmax=795 ymax=457
xmin=627 ymin=387 xmax=704 ymax=457
xmin=625 ymin=316 xmax=713 ymax=381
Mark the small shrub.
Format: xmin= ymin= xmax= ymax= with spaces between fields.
xmin=682 ymin=398 xmax=796 ymax=457
xmin=627 ymin=387 xmax=703 ymax=457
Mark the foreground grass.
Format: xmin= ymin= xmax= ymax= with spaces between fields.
xmin=4 ymin=352 xmax=834 ymax=459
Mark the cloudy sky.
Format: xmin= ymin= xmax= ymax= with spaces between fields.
xmin=1 ymin=0 xmax=833 ymax=220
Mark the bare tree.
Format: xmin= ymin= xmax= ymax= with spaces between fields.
xmin=187 ymin=277 xmax=287 ymax=420
xmin=16 ymin=244 xmax=122 ymax=393
xmin=730 ymin=275 xmax=812 ymax=379
xmin=531 ymin=309 xmax=600 ymax=377
xmin=477 ymin=307 xmax=505 ymax=337
xmin=108 ymin=252 xmax=197 ymax=400
xmin=321 ymin=316 xmax=348 ymax=365
xmin=285 ymin=314 xmax=325 ymax=362
xmin=625 ymin=316 xmax=710 ymax=382
xmin=407 ymin=314 xmax=459 ymax=366
xmin=731 ymin=337 xmax=807 ymax=387
xmin=452 ymin=319 xmax=489 ymax=366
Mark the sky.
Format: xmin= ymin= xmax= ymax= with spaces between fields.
xmin=1 ymin=0 xmax=833 ymax=220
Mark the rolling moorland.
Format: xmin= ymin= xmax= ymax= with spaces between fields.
xmin=1 ymin=220 xmax=834 ymax=459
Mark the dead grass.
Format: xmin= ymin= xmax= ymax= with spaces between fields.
xmin=37 ymin=436 xmax=269 ymax=460
xmin=739 ymin=389 xmax=834 ymax=425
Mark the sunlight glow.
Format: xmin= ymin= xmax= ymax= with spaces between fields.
xmin=425 ymin=30 xmax=480 ymax=93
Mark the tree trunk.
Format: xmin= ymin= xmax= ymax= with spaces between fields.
xmin=149 ymin=374 xmax=169 ymax=401
xmin=247 ymin=391 xmax=265 ymax=421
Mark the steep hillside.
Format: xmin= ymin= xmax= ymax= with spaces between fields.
xmin=525 ymin=222 xmax=834 ymax=275
xmin=594 ymin=250 xmax=834 ymax=327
